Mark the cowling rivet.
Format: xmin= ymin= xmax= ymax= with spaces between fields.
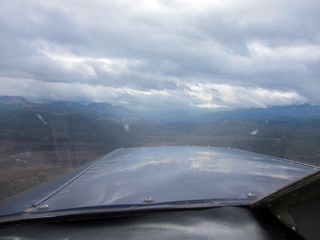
xmin=141 ymin=196 xmax=156 ymax=203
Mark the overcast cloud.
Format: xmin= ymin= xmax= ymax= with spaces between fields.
xmin=0 ymin=0 xmax=319 ymax=110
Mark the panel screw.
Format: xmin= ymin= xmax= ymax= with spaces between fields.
xmin=141 ymin=196 xmax=156 ymax=204
xmin=37 ymin=204 xmax=50 ymax=211
xmin=291 ymin=225 xmax=296 ymax=231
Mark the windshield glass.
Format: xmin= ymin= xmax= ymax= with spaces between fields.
xmin=0 ymin=0 xmax=319 ymax=210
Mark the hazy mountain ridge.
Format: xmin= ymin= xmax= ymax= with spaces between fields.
xmin=1 ymin=96 xmax=320 ymax=122
xmin=0 ymin=96 xmax=39 ymax=109
xmin=193 ymin=104 xmax=320 ymax=123
xmin=88 ymin=102 xmax=135 ymax=117
xmin=0 ymin=97 xmax=133 ymax=120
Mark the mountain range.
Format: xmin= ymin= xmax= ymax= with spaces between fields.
xmin=1 ymin=96 xmax=320 ymax=123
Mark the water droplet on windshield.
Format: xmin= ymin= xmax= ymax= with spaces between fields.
xmin=124 ymin=123 xmax=130 ymax=131
xmin=250 ymin=129 xmax=259 ymax=135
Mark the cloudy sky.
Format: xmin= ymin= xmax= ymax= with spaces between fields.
xmin=0 ymin=0 xmax=319 ymax=111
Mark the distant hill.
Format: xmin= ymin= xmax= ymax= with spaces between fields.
xmin=0 ymin=97 xmax=136 ymax=119
xmin=193 ymin=104 xmax=320 ymax=122
xmin=0 ymin=96 xmax=38 ymax=109
xmin=38 ymin=101 xmax=95 ymax=115
xmin=44 ymin=101 xmax=86 ymax=109
xmin=0 ymin=96 xmax=28 ymax=104
xmin=88 ymin=103 xmax=135 ymax=117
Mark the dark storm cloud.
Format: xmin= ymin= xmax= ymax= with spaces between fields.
xmin=0 ymin=0 xmax=319 ymax=109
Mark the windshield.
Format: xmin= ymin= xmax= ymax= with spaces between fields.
xmin=0 ymin=0 xmax=319 ymax=213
